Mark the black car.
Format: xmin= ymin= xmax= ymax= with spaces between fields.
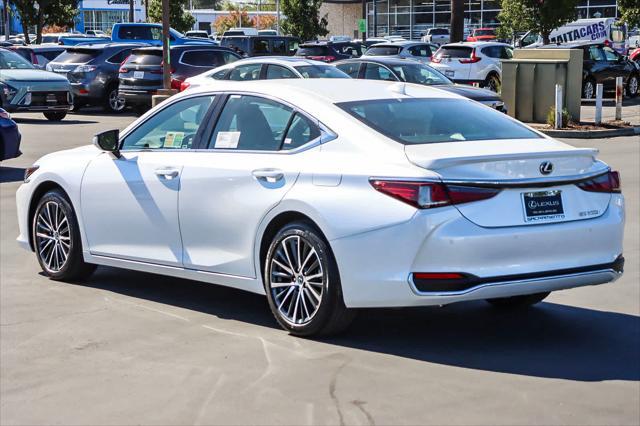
xmin=579 ymin=43 xmax=639 ymax=99
xmin=0 ymin=108 xmax=21 ymax=161
xmin=334 ymin=57 xmax=507 ymax=112
xmin=7 ymin=45 xmax=65 ymax=69
xmin=46 ymin=43 xmax=146 ymax=113
xmin=220 ymin=35 xmax=300 ymax=57
xmin=295 ymin=41 xmax=364 ymax=63
xmin=118 ymin=45 xmax=241 ymax=113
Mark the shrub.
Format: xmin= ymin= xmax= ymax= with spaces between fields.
xmin=546 ymin=107 xmax=572 ymax=128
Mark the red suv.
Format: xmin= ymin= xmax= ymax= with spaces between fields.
xmin=467 ymin=28 xmax=497 ymax=42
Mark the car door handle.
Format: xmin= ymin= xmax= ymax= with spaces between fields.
xmin=252 ymin=168 xmax=284 ymax=182
xmin=154 ymin=168 xmax=180 ymax=179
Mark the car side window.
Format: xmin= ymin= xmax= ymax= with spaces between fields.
xmin=481 ymin=46 xmax=499 ymax=58
xmin=266 ymin=64 xmax=296 ymax=79
xmin=209 ymin=95 xmax=294 ymax=151
xmin=589 ymin=46 xmax=605 ymax=61
xmin=272 ymin=39 xmax=287 ymax=54
xmin=283 ymin=113 xmax=320 ymax=150
xmin=288 ymin=40 xmax=299 ymax=55
xmin=501 ymin=46 xmax=513 ymax=59
xmin=602 ymin=46 xmax=619 ymax=62
xmin=228 ymin=63 xmax=262 ymax=81
xmin=210 ymin=68 xmax=229 ymax=79
xmin=253 ymin=38 xmax=271 ymax=54
xmin=150 ymin=27 xmax=162 ymax=40
xmin=182 ymin=50 xmax=226 ymax=67
xmin=121 ymin=96 xmax=215 ymax=150
xmin=335 ymin=62 xmax=360 ymax=78
xmin=222 ymin=51 xmax=240 ymax=64
xmin=44 ymin=50 xmax=63 ymax=61
xmin=364 ymin=63 xmax=397 ymax=81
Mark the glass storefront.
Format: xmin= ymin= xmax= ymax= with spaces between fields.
xmin=366 ymin=0 xmax=619 ymax=38
xmin=83 ymin=10 xmax=130 ymax=34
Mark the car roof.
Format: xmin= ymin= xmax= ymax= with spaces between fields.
xmin=66 ymin=42 xmax=147 ymax=50
xmin=226 ymin=56 xmax=329 ymax=66
xmin=132 ymin=45 xmax=235 ymax=53
xmin=336 ymin=56 xmax=422 ymax=66
xmin=441 ymin=41 xmax=509 ymax=47
xmin=184 ymin=78 xmax=460 ymax=106
xmin=10 ymin=44 xmax=65 ymax=50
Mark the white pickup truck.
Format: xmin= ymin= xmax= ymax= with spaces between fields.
xmin=421 ymin=28 xmax=450 ymax=45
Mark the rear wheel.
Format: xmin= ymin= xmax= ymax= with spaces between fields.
xmin=32 ymin=190 xmax=96 ymax=281
xmin=104 ymin=86 xmax=126 ymax=113
xmin=483 ymin=73 xmax=501 ymax=93
xmin=583 ymin=78 xmax=596 ymax=99
xmin=43 ymin=112 xmax=67 ymax=121
xmin=264 ymin=222 xmax=355 ymax=336
xmin=486 ymin=292 xmax=549 ymax=309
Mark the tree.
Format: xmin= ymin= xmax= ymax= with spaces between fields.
xmin=213 ymin=8 xmax=252 ymax=35
xmin=148 ymin=0 xmax=196 ymax=33
xmin=618 ymin=0 xmax=640 ymax=29
xmin=252 ymin=14 xmax=276 ymax=30
xmin=11 ymin=0 xmax=78 ymax=44
xmin=497 ymin=0 xmax=579 ymax=45
xmin=280 ymin=0 xmax=327 ymax=41
xmin=450 ymin=0 xmax=464 ymax=42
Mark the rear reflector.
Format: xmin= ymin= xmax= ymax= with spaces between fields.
xmin=577 ymin=171 xmax=621 ymax=193
xmin=370 ymin=179 xmax=500 ymax=209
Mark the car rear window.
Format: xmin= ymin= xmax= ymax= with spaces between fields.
xmin=365 ymin=46 xmax=400 ymax=55
xmin=473 ymin=29 xmax=495 ymax=36
xmin=10 ymin=49 xmax=31 ymax=61
xmin=337 ymin=98 xmax=540 ymax=144
xmin=125 ymin=52 xmax=163 ymax=65
xmin=181 ymin=50 xmax=226 ymax=66
xmin=221 ymin=37 xmax=249 ymax=55
xmin=53 ymin=49 xmax=100 ymax=63
xmin=295 ymin=65 xmax=350 ymax=78
xmin=296 ymin=46 xmax=330 ymax=56
xmin=430 ymin=28 xmax=448 ymax=35
xmin=434 ymin=46 xmax=472 ymax=59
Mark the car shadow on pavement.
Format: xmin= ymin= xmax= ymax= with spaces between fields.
xmin=11 ymin=118 xmax=99 ymax=125
xmin=77 ymin=266 xmax=639 ymax=383
xmin=0 ymin=166 xmax=26 ymax=183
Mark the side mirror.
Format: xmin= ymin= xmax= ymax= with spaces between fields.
xmin=93 ymin=129 xmax=121 ymax=158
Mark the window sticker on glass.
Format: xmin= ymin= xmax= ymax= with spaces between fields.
xmin=164 ymin=132 xmax=185 ymax=148
xmin=284 ymin=137 xmax=293 ymax=145
xmin=215 ymin=131 xmax=241 ymax=149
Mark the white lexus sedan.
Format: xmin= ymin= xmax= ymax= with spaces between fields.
xmin=16 ymin=80 xmax=625 ymax=336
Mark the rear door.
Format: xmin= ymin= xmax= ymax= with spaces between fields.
xmin=179 ymin=94 xmax=322 ymax=277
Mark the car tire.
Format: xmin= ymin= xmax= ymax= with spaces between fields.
xmin=626 ymin=74 xmax=639 ymax=98
xmin=264 ymin=221 xmax=356 ymax=336
xmin=583 ymin=78 xmax=596 ymax=99
xmin=483 ymin=73 xmax=501 ymax=93
xmin=43 ymin=112 xmax=67 ymax=121
xmin=485 ymin=292 xmax=550 ymax=309
xmin=104 ymin=86 xmax=126 ymax=113
xmin=32 ymin=189 xmax=96 ymax=281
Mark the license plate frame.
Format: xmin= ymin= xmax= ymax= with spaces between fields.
xmin=522 ymin=190 xmax=565 ymax=223
xmin=133 ymin=71 xmax=144 ymax=79
xmin=46 ymin=93 xmax=57 ymax=104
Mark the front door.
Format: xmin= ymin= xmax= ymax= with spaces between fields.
xmin=179 ymin=94 xmax=323 ymax=278
xmin=80 ymin=94 xmax=216 ymax=266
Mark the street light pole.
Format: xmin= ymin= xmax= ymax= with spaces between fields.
xmin=276 ymin=0 xmax=280 ymax=34
xmin=162 ymin=0 xmax=170 ymax=90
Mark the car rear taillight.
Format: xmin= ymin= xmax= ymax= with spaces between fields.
xmin=431 ymin=55 xmax=442 ymax=63
xmin=369 ymin=180 xmax=500 ymax=209
xmin=119 ymin=56 xmax=130 ymax=73
xmin=170 ymin=77 xmax=184 ymax=91
xmin=180 ymin=80 xmax=191 ymax=91
xmin=308 ymin=55 xmax=336 ymax=62
xmin=459 ymin=48 xmax=481 ymax=63
xmin=577 ymin=171 xmax=621 ymax=193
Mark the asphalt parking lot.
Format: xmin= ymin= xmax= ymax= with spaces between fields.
xmin=1 ymin=109 xmax=639 ymax=425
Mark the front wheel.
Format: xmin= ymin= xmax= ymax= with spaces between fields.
xmin=483 ymin=73 xmax=501 ymax=93
xmin=583 ymin=78 xmax=596 ymax=99
xmin=485 ymin=292 xmax=550 ymax=309
xmin=43 ymin=111 xmax=67 ymax=121
xmin=264 ymin=222 xmax=355 ymax=336
xmin=33 ymin=190 xmax=96 ymax=281
xmin=626 ymin=74 xmax=639 ymax=98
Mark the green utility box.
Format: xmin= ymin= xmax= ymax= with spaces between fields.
xmin=501 ymin=49 xmax=583 ymax=123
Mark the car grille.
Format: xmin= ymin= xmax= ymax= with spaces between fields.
xmin=30 ymin=91 xmax=70 ymax=106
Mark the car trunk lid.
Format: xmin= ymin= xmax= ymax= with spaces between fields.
xmin=405 ymin=140 xmax=613 ymax=227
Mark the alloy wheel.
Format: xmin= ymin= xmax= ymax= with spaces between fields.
xmin=269 ymin=235 xmax=324 ymax=325
xmin=584 ymin=81 xmax=594 ymax=99
xmin=109 ymin=89 xmax=126 ymax=112
xmin=628 ymin=76 xmax=638 ymax=97
xmin=35 ymin=201 xmax=71 ymax=273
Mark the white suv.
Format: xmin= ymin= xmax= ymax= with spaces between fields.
xmin=430 ymin=42 xmax=513 ymax=92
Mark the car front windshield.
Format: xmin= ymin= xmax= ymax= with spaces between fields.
xmin=0 ymin=50 xmax=34 ymax=69
xmin=337 ymin=98 xmax=540 ymax=144
xmin=295 ymin=65 xmax=349 ymax=78
xmin=389 ymin=64 xmax=451 ymax=85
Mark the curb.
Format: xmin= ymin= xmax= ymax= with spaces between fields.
xmin=537 ymin=126 xmax=640 ymax=139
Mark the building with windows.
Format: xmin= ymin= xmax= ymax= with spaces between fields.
xmin=321 ymin=0 xmax=622 ymax=39
xmin=76 ymin=0 xmax=145 ymax=34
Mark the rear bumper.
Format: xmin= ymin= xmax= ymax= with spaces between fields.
xmin=331 ymin=195 xmax=625 ymax=308
xmin=119 ymin=89 xmax=154 ymax=106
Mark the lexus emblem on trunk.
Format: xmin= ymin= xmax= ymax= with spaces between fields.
xmin=539 ymin=161 xmax=554 ymax=175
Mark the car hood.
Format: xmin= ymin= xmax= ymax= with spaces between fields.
xmin=435 ymin=84 xmax=501 ymax=101
xmin=0 ymin=69 xmax=70 ymax=82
